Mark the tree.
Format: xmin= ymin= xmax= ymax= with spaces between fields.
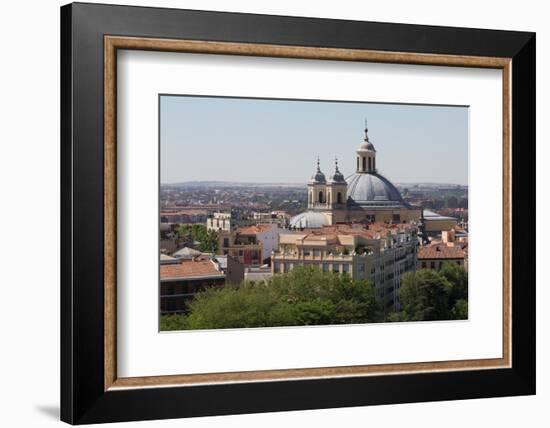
xmin=439 ymin=261 xmax=468 ymax=307
xmin=387 ymin=263 xmax=468 ymax=322
xmin=398 ymin=270 xmax=452 ymax=321
xmin=451 ymin=299 xmax=468 ymax=320
xmin=177 ymin=224 xmax=218 ymax=252
xmin=161 ymin=266 xmax=379 ymax=331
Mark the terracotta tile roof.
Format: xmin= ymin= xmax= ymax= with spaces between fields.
xmin=160 ymin=258 xmax=224 ymax=280
xmin=281 ymin=222 xmax=416 ymax=246
xmin=418 ymin=245 xmax=465 ymax=260
xmin=299 ymin=222 xmax=413 ymax=239
xmin=237 ymin=224 xmax=275 ymax=235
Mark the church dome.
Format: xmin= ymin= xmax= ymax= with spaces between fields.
xmin=309 ymin=158 xmax=326 ymax=184
xmin=310 ymin=170 xmax=326 ymax=184
xmin=346 ymin=172 xmax=405 ymax=207
xmin=328 ymin=158 xmax=346 ymax=184
xmin=289 ymin=211 xmax=330 ymax=228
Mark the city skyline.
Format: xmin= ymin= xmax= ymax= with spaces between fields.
xmin=160 ymin=95 xmax=469 ymax=185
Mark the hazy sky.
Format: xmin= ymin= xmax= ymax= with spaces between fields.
xmin=160 ymin=95 xmax=468 ymax=185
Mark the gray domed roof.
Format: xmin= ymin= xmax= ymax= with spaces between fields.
xmin=346 ymin=172 xmax=405 ymax=207
xmin=356 ymin=125 xmax=376 ymax=153
xmin=309 ymin=158 xmax=326 ymax=184
xmin=289 ymin=211 xmax=330 ymax=229
xmin=356 ymin=139 xmax=376 ymax=153
xmin=328 ymin=158 xmax=346 ymax=184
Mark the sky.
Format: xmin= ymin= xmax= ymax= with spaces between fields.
xmin=160 ymin=95 xmax=468 ymax=185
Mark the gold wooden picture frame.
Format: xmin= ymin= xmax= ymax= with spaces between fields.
xmin=104 ymin=36 xmax=511 ymax=391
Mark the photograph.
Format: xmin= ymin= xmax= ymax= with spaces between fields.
xmin=159 ymin=95 xmax=469 ymax=331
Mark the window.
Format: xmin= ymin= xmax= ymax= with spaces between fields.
xmin=322 ymin=263 xmax=329 ymax=272
xmin=333 ymin=264 xmax=340 ymax=273
xmin=357 ymin=157 xmax=359 ymax=170
xmin=223 ymin=238 xmax=229 ymax=248
xmin=313 ymin=249 xmax=321 ymax=257
xmin=392 ymin=214 xmax=401 ymax=222
xmin=318 ymin=191 xmax=324 ymax=203
xmin=342 ymin=264 xmax=349 ymax=273
xmin=337 ymin=192 xmax=342 ymax=204
xmin=359 ymin=263 xmax=365 ymax=273
xmin=303 ymin=250 xmax=311 ymax=256
xmin=362 ymin=157 xmax=366 ymax=171
xmin=421 ymin=262 xmax=426 ymax=268
xmin=430 ymin=262 xmax=435 ymax=269
xmin=368 ymin=157 xmax=372 ymax=171
xmin=274 ymin=262 xmax=280 ymax=272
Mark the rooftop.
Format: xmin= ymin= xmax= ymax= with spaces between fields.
xmin=422 ymin=209 xmax=457 ymax=221
xmin=160 ymin=258 xmax=224 ymax=280
xmin=236 ymin=224 xmax=277 ymax=235
xmin=418 ymin=245 xmax=465 ymax=260
xmin=280 ymin=222 xmax=417 ymax=246
xmin=172 ymin=246 xmax=202 ymax=259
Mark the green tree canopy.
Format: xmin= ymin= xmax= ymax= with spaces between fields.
xmin=387 ymin=263 xmax=468 ymax=322
xmin=439 ymin=261 xmax=468 ymax=306
xmin=161 ymin=266 xmax=379 ymax=331
xmin=398 ymin=269 xmax=452 ymax=321
xmin=177 ymin=224 xmax=218 ymax=253
xmin=451 ymin=299 xmax=468 ymax=320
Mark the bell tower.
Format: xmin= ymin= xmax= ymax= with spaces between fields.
xmin=327 ymin=157 xmax=347 ymax=208
xmin=307 ymin=158 xmax=328 ymax=210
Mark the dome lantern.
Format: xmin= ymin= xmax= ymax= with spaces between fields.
xmin=356 ymin=119 xmax=377 ymax=173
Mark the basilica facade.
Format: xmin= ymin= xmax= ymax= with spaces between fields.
xmin=289 ymin=124 xmax=421 ymax=228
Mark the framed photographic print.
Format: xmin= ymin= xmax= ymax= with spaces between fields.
xmin=60 ymin=2 xmax=536 ymax=424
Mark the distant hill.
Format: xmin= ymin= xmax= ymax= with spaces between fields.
xmin=162 ymin=180 xmax=466 ymax=189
